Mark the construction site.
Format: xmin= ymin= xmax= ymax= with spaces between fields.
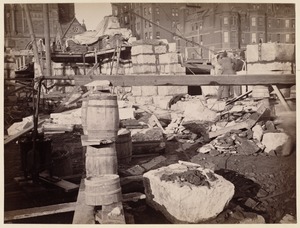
xmin=3 ymin=2 xmax=297 ymax=224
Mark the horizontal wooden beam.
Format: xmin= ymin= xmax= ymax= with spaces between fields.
xmin=4 ymin=202 xmax=76 ymax=222
xmin=72 ymin=74 xmax=295 ymax=86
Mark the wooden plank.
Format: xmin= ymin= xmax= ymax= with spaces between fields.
xmin=4 ymin=202 xmax=76 ymax=222
xmin=209 ymin=103 xmax=268 ymax=139
xmin=39 ymin=172 xmax=79 ymax=193
xmin=271 ymin=85 xmax=291 ymax=112
xmin=122 ymin=192 xmax=146 ymax=202
xmin=208 ymin=122 xmax=249 ymax=139
xmin=4 ymin=120 xmax=45 ymax=145
xmin=73 ymin=74 xmax=296 ymax=86
xmin=72 ymin=179 xmax=95 ymax=224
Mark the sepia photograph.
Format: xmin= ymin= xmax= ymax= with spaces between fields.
xmin=2 ymin=0 xmax=297 ymax=224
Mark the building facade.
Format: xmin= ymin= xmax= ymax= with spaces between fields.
xmin=112 ymin=3 xmax=295 ymax=61
xmin=4 ymin=3 xmax=86 ymax=50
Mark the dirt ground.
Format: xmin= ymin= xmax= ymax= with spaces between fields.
xmin=3 ymin=124 xmax=296 ymax=224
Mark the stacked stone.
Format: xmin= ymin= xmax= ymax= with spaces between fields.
xmin=129 ymin=40 xmax=187 ymax=106
xmin=246 ymin=43 xmax=295 ymax=99
xmin=100 ymin=58 xmax=133 ymax=75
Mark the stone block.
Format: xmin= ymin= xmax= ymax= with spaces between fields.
xmin=143 ymin=162 xmax=235 ymax=223
xmin=168 ymin=43 xmax=177 ymax=53
xmin=159 ymin=53 xmax=179 ymax=64
xmin=131 ymin=45 xmax=153 ymax=56
xmin=135 ymin=96 xmax=153 ymax=105
xmin=261 ymin=132 xmax=290 ymax=153
xmin=153 ymin=95 xmax=173 ymax=110
xmin=137 ymin=54 xmax=156 ymax=65
xmin=252 ymin=124 xmax=264 ymax=141
xmin=246 ymin=43 xmax=295 ymax=63
xmin=183 ymin=102 xmax=218 ymax=122
xmin=119 ymin=108 xmax=135 ymax=120
xmin=141 ymin=86 xmax=158 ymax=96
xmin=175 ymin=64 xmax=186 ymax=74
xmin=154 ymin=45 xmax=167 ymax=54
xmin=158 ymin=86 xmax=188 ymax=96
xmin=247 ymin=62 xmax=292 ymax=74
xmin=131 ymin=56 xmax=138 ymax=65
xmin=131 ymin=86 xmax=142 ymax=96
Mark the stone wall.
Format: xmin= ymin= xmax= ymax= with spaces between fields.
xmin=246 ymin=43 xmax=295 ymax=98
xmin=129 ymin=39 xmax=187 ymax=106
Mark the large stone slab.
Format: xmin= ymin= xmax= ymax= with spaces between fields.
xmin=143 ymin=162 xmax=235 ymax=223
xmin=247 ymin=62 xmax=292 ymax=74
xmin=246 ymin=43 xmax=295 ymax=63
xmin=131 ymin=45 xmax=153 ymax=56
xmin=157 ymin=86 xmax=187 ymax=96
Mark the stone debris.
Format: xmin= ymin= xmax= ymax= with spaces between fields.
xmin=279 ymin=214 xmax=297 ymax=224
xmin=262 ymin=132 xmax=291 ymax=154
xmin=143 ymin=162 xmax=235 ymax=223
xmin=141 ymin=155 xmax=167 ymax=171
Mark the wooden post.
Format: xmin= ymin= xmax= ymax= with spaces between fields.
xmin=23 ymin=4 xmax=43 ymax=77
xmin=43 ymin=4 xmax=52 ymax=77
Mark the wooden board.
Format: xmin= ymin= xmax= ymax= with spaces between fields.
xmin=73 ymin=74 xmax=295 ymax=86
xmin=4 ymin=119 xmax=45 ymax=145
xmin=39 ymin=172 xmax=79 ymax=193
xmin=72 ymin=179 xmax=95 ymax=224
xmin=4 ymin=202 xmax=76 ymax=222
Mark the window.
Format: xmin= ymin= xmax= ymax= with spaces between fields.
xmin=156 ymin=31 xmax=160 ymax=38
xmin=172 ymin=21 xmax=176 ymax=28
xmin=286 ymin=34 xmax=290 ymax=43
xmin=156 ymin=19 xmax=160 ymax=25
xmin=199 ymin=22 xmax=203 ymax=30
xmin=149 ymin=7 xmax=152 ymax=14
xmin=224 ymin=17 xmax=228 ymax=25
xmin=292 ymin=34 xmax=295 ymax=43
xmin=268 ymin=19 xmax=272 ymax=28
xmin=113 ymin=9 xmax=118 ymax=16
xmin=241 ymin=33 xmax=245 ymax=44
xmin=145 ymin=32 xmax=148 ymax=39
xmin=285 ymin=20 xmax=290 ymax=28
xmin=292 ymin=19 xmax=295 ymax=28
xmin=251 ymin=33 xmax=257 ymax=43
xmin=277 ymin=19 xmax=280 ymax=27
xmin=224 ymin=32 xmax=229 ymax=43
xmin=231 ymin=32 xmax=237 ymax=43
xmin=277 ymin=34 xmax=280 ymax=42
xmin=251 ymin=17 xmax=256 ymax=26
xmin=259 ymin=33 xmax=264 ymax=43
xmin=268 ymin=34 xmax=272 ymax=42
xmin=124 ymin=16 xmax=128 ymax=24
xmin=156 ymin=7 xmax=159 ymax=14
xmin=144 ymin=7 xmax=147 ymax=15
xmin=232 ymin=16 xmax=237 ymax=26
xmin=149 ymin=32 xmax=152 ymax=39
xmin=258 ymin=17 xmax=263 ymax=26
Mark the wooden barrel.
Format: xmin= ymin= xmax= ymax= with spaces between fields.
xmin=252 ymin=85 xmax=270 ymax=98
xmin=116 ymin=129 xmax=132 ymax=164
xmin=85 ymin=174 xmax=122 ymax=206
xmin=85 ymin=144 xmax=118 ymax=176
xmin=81 ymin=97 xmax=88 ymax=135
xmin=86 ymin=92 xmax=119 ymax=141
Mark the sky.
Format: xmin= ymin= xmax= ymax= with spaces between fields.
xmin=74 ymin=3 xmax=112 ymax=30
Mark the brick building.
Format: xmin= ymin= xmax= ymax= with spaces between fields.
xmin=4 ymin=3 xmax=86 ymax=50
xmin=111 ymin=3 xmax=295 ymax=61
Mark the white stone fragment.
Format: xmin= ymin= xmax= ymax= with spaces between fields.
xmin=261 ymin=132 xmax=290 ymax=153
xmin=252 ymin=125 xmax=264 ymax=142
xmin=143 ymin=163 xmax=235 ymax=223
